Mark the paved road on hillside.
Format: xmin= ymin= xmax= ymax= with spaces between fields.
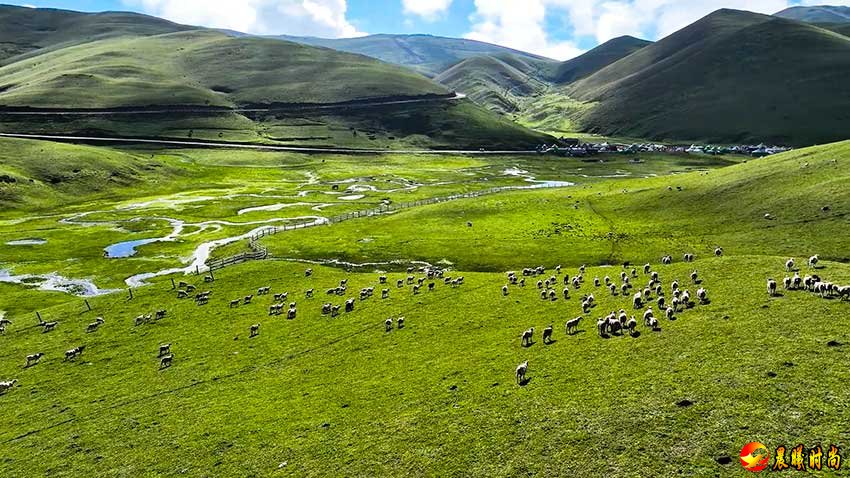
xmin=0 ymin=132 xmax=539 ymax=155
xmin=0 ymin=93 xmax=467 ymax=116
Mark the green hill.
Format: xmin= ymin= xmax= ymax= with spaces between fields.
xmin=0 ymin=30 xmax=449 ymax=108
xmin=568 ymin=9 xmax=850 ymax=146
xmin=433 ymin=55 xmax=549 ymax=114
xmin=775 ymin=5 xmax=850 ymax=23
xmin=553 ymin=35 xmax=651 ymax=84
xmin=0 ymin=4 xmax=190 ymax=64
xmin=274 ymin=33 xmax=557 ymax=77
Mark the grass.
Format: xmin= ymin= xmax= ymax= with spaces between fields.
xmin=0 ymin=138 xmax=848 ymax=476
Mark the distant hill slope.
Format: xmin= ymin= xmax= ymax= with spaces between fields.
xmin=0 ymin=30 xmax=449 ymax=108
xmin=433 ymin=55 xmax=549 ymax=114
xmin=553 ymin=36 xmax=651 ymax=84
xmin=274 ymin=33 xmax=557 ymax=77
xmin=0 ymin=4 xmax=190 ymax=64
xmin=568 ymin=9 xmax=850 ymax=146
xmin=775 ymin=5 xmax=850 ymax=23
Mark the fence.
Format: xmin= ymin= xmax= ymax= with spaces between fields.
xmin=207 ymin=181 xmax=566 ymax=272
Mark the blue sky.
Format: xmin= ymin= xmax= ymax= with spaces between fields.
xmin=8 ymin=0 xmax=847 ymax=59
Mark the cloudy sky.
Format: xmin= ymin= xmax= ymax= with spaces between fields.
xmin=11 ymin=0 xmax=850 ymax=59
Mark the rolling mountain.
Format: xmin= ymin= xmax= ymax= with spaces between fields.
xmin=273 ymin=33 xmax=557 ymax=77
xmin=568 ymin=9 xmax=850 ymax=146
xmin=0 ymin=4 xmax=190 ymax=64
xmin=774 ymin=5 xmax=850 ymax=23
xmin=553 ymin=35 xmax=651 ymax=84
xmin=433 ymin=55 xmax=550 ymax=114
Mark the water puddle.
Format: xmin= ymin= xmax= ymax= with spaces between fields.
xmin=6 ymin=238 xmax=47 ymax=246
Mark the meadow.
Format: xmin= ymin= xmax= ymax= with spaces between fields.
xmin=0 ymin=137 xmax=848 ymax=477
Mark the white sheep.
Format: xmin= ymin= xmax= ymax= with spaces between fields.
xmin=521 ymin=327 xmax=534 ymax=346
xmin=627 ymin=317 xmax=637 ymax=335
xmin=397 ymin=317 xmax=405 ymax=329
xmin=808 ymin=255 xmax=819 ymax=269
xmin=597 ymin=318 xmax=607 ymax=336
xmin=767 ymin=278 xmax=778 ymax=297
xmin=633 ymin=292 xmax=643 ymax=309
xmin=697 ymin=288 xmax=707 ymax=303
xmin=385 ymin=318 xmax=393 ymax=332
xmin=0 ymin=379 xmax=18 ymax=394
xmin=516 ymin=360 xmax=528 ymax=384
xmin=159 ymin=343 xmax=171 ymax=357
xmin=786 ymin=258 xmax=795 ymax=271
xmin=160 ymin=354 xmax=174 ymax=369
xmin=25 ymin=353 xmax=44 ymax=367
xmin=783 ymin=277 xmax=792 ymax=290
xmin=250 ymin=324 xmax=260 ymax=337
xmin=542 ymin=325 xmax=553 ymax=344
xmin=666 ymin=307 xmax=674 ymax=320
xmin=566 ymin=317 xmax=582 ymax=335
xmin=502 ymin=285 xmax=509 ymax=296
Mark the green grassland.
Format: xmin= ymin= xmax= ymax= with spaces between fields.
xmin=0 ymin=138 xmax=848 ymax=477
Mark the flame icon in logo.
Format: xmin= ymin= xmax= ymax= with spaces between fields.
xmin=740 ymin=442 xmax=770 ymax=472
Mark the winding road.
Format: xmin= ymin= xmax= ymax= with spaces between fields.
xmin=0 ymin=132 xmax=539 ymax=155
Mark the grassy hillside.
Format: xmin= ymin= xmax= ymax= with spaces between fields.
xmin=568 ymin=9 xmax=850 ymax=146
xmin=275 ymin=33 xmax=557 ymax=77
xmin=775 ymin=5 xmax=850 ymax=23
xmin=0 ymin=4 xmax=189 ymax=64
xmin=0 ymin=30 xmax=449 ymax=109
xmin=553 ymin=35 xmax=651 ymax=84
xmin=1 ymin=140 xmax=849 ymax=476
xmin=433 ymin=55 xmax=549 ymax=114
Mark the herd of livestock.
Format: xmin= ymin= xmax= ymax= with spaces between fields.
xmin=0 ymin=251 xmax=848 ymax=395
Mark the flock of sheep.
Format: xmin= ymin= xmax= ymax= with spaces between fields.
xmin=0 ymin=264 xmax=466 ymax=395
xmin=513 ymin=253 xmax=718 ymax=384
xmin=769 ymin=255 xmax=850 ymax=300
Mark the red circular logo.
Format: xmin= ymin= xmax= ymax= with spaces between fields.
xmin=740 ymin=442 xmax=770 ymax=472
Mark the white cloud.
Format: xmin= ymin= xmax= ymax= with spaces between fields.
xmin=402 ymin=0 xmax=454 ymax=19
xmin=464 ymin=0 xmax=585 ymax=61
xmin=127 ymin=0 xmax=365 ymax=38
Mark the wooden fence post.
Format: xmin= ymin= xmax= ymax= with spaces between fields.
xmin=128 ymin=288 xmax=134 ymax=300
xmin=84 ymin=299 xmax=92 ymax=312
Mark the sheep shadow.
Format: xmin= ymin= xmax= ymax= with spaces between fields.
xmin=770 ymin=293 xmax=785 ymax=298
xmin=630 ymin=330 xmax=642 ymax=338
xmin=521 ymin=341 xmax=534 ymax=348
xmin=518 ymin=377 xmax=533 ymax=387
xmin=567 ymin=329 xmax=586 ymax=336
xmin=599 ymin=333 xmax=612 ymax=339
xmin=699 ymin=299 xmax=712 ymax=305
xmin=543 ymin=339 xmax=558 ymax=346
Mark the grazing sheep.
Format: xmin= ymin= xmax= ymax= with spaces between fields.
xmin=64 ymin=345 xmax=85 ymax=361
xmin=0 ymin=379 xmax=17 ymax=394
xmin=305 ymin=269 xmax=313 ymax=277
xmin=644 ymin=264 xmax=652 ymax=274
xmin=838 ymin=286 xmax=850 ymax=301
xmin=563 ymin=287 xmax=570 ymax=300
xmin=643 ymin=308 xmax=654 ymax=323
xmin=42 ymin=321 xmax=58 ymax=333
xmin=594 ymin=277 xmax=600 ymax=287
xmin=783 ymin=277 xmax=792 ymax=290
xmin=631 ymin=268 xmax=638 ymax=278
xmin=542 ymin=325 xmax=553 ymax=344
xmin=26 ymin=353 xmax=44 ymax=367
xmin=633 ymin=292 xmax=643 ymax=309
xmin=321 ymin=303 xmax=332 ymax=315
xmin=185 ymin=285 xmax=196 ymax=293
xmin=627 ymin=317 xmax=637 ymax=335
xmin=521 ymin=327 xmax=534 ymax=346
xmin=608 ymin=284 xmax=617 ymax=296
xmin=648 ymin=317 xmax=659 ymax=331
xmin=243 ymin=295 xmax=253 ymax=305
xmin=587 ymin=293 xmax=595 ymax=305
xmin=690 ymin=271 xmax=698 ymax=283
xmin=160 ymin=354 xmax=174 ymax=369
xmin=250 ymin=324 xmax=260 ymax=338
xmin=520 ymin=278 xmax=526 ymax=287
xmin=566 ymin=317 xmax=582 ymax=335
xmin=767 ymin=279 xmax=778 ymax=297
xmin=178 ymin=281 xmax=189 ymax=289
xmin=597 ymin=318 xmax=607 ymax=336
xmin=230 ymin=299 xmax=241 ymax=308
xmin=382 ymin=289 xmax=390 ymax=299
xmin=581 ymin=300 xmax=591 ymax=314
xmin=159 ymin=343 xmax=171 ymax=357
xmin=257 ymin=287 xmax=271 ymax=296
xmin=413 ymin=285 xmax=421 ymax=295
xmin=287 ymin=307 xmax=297 ymax=320
xmin=666 ymin=307 xmax=675 ymax=320
xmin=428 ymin=282 xmax=435 ymax=292
xmin=86 ymin=317 xmax=105 ymax=333
xmin=397 ymin=317 xmax=405 ymax=329
xmin=397 ymin=279 xmax=404 ymax=288
xmin=345 ymin=299 xmax=355 ymax=312
xmin=331 ymin=306 xmax=341 ymax=318
xmin=555 ymin=265 xmax=561 ymax=274
xmin=516 ymin=360 xmax=528 ymax=384
xmin=671 ymin=297 xmax=680 ymax=313
xmin=681 ymin=290 xmax=691 ymax=307
xmin=177 ymin=290 xmax=189 ymax=299
xmin=274 ymin=293 xmax=288 ymax=301
xmin=607 ymin=317 xmax=622 ymax=335
xmin=306 ymin=289 xmax=314 ymax=298
xmin=537 ymin=280 xmax=544 ymax=289
xmin=385 ymin=317 xmax=393 ymax=332
xmin=549 ymin=290 xmax=557 ymax=301
xmin=379 ymin=275 xmax=387 ymax=284
xmin=793 ymin=274 xmax=802 ymax=290
xmin=786 ymin=258 xmax=795 ymax=272
xmin=714 ymin=247 xmax=723 ymax=257
xmin=407 ymin=276 xmax=415 ymax=285
xmin=155 ymin=310 xmax=167 ymax=320
xmin=656 ymin=295 xmax=666 ymax=309
xmin=697 ymin=288 xmax=707 ymax=304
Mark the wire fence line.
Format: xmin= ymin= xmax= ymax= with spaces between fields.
xmin=205 ymin=182 xmax=567 ymax=273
